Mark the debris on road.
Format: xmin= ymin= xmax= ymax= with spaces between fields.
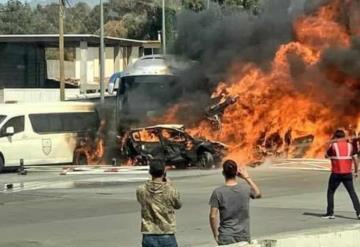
xmin=17 ymin=159 xmax=28 ymax=175
xmin=5 ymin=183 xmax=13 ymax=189
xmin=205 ymin=90 xmax=238 ymax=130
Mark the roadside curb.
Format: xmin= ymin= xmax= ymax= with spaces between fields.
xmin=196 ymin=224 xmax=360 ymax=247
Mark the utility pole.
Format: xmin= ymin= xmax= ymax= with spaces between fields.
xmin=207 ymin=0 xmax=210 ymax=9
xmin=162 ymin=0 xmax=166 ymax=55
xmin=59 ymin=0 xmax=65 ymax=101
xmin=100 ymin=0 xmax=105 ymax=104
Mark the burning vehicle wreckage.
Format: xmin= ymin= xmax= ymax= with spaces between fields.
xmin=205 ymin=90 xmax=239 ymax=130
xmin=253 ymin=129 xmax=315 ymax=161
xmin=151 ymin=0 xmax=360 ymax=165
xmin=70 ymin=0 xmax=360 ymax=167
xmin=118 ymin=125 xmax=228 ymax=169
xmin=203 ymin=91 xmax=315 ymax=161
xmin=73 ymin=120 xmax=106 ymax=166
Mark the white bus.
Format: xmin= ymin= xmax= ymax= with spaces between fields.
xmin=116 ymin=55 xmax=187 ymax=123
xmin=0 ymin=102 xmax=99 ymax=171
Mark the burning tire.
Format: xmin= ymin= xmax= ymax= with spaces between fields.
xmin=73 ymin=152 xmax=88 ymax=166
xmin=197 ymin=151 xmax=215 ymax=169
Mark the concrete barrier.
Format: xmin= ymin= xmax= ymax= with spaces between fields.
xmin=215 ymin=224 xmax=360 ymax=247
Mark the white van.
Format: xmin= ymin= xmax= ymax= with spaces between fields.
xmin=0 ymin=102 xmax=99 ymax=171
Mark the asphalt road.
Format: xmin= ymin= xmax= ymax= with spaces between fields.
xmin=0 ymin=160 xmax=359 ymax=247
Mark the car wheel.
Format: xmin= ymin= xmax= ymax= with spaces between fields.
xmin=198 ymin=151 xmax=215 ymax=169
xmin=74 ymin=153 xmax=88 ymax=166
xmin=79 ymin=155 xmax=88 ymax=166
xmin=175 ymin=162 xmax=188 ymax=169
xmin=0 ymin=157 xmax=4 ymax=173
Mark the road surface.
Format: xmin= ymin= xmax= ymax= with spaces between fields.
xmin=0 ymin=159 xmax=359 ymax=247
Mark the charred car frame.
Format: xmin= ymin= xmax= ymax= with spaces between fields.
xmin=120 ymin=125 xmax=227 ymax=169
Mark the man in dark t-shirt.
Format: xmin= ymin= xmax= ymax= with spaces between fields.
xmin=209 ymin=160 xmax=262 ymax=245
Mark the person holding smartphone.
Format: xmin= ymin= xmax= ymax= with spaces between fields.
xmin=136 ymin=160 xmax=182 ymax=247
xmin=209 ymin=160 xmax=261 ymax=245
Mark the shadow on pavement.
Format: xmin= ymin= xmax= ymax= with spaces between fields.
xmin=303 ymin=212 xmax=357 ymax=220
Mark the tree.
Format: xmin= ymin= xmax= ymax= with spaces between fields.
xmin=0 ymin=1 xmax=91 ymax=34
xmin=183 ymin=0 xmax=260 ymax=12
xmin=106 ymin=0 xmax=162 ymax=40
xmin=0 ymin=0 xmax=259 ymax=40
xmin=182 ymin=0 xmax=205 ymax=12
xmin=64 ymin=2 xmax=91 ymax=33
xmin=104 ymin=20 xmax=128 ymax=37
xmin=0 ymin=0 xmax=35 ymax=34
xmin=32 ymin=3 xmax=58 ymax=34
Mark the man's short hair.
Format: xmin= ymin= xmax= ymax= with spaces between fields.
xmin=334 ymin=129 xmax=346 ymax=139
xmin=222 ymin=160 xmax=237 ymax=179
xmin=149 ymin=160 xmax=165 ymax=178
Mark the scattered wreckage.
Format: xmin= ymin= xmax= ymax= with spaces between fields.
xmin=205 ymin=92 xmax=238 ymax=130
xmin=253 ymin=128 xmax=315 ymax=160
xmin=119 ymin=124 xmax=228 ymax=169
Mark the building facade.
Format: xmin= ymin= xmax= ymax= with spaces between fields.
xmin=0 ymin=34 xmax=161 ymax=94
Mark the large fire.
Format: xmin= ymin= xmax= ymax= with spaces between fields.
xmin=162 ymin=0 xmax=360 ymax=164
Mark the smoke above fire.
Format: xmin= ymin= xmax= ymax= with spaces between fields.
xmin=173 ymin=0 xmax=293 ymax=95
xmin=163 ymin=0 xmax=360 ymax=163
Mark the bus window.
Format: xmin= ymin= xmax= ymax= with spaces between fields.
xmin=144 ymin=48 xmax=153 ymax=56
xmin=29 ymin=112 xmax=99 ymax=134
xmin=62 ymin=112 xmax=99 ymax=132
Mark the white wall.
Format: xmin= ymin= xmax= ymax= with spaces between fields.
xmin=75 ymin=47 xmax=114 ymax=85
xmin=47 ymin=60 xmax=76 ymax=81
xmin=128 ymin=46 xmax=140 ymax=65
xmin=47 ymin=45 xmax=145 ymax=90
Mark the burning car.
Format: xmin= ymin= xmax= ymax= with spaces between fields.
xmin=120 ymin=124 xmax=227 ymax=169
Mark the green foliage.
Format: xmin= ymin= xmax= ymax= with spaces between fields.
xmin=183 ymin=0 xmax=260 ymax=12
xmin=0 ymin=0 xmax=259 ymax=40
xmin=0 ymin=1 xmax=91 ymax=34
xmin=182 ymin=0 xmax=206 ymax=12
xmin=0 ymin=0 xmax=35 ymax=34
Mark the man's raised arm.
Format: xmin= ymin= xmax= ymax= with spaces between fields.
xmin=237 ymin=166 xmax=262 ymax=199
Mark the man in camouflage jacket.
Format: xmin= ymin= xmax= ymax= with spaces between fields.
xmin=136 ymin=161 xmax=182 ymax=247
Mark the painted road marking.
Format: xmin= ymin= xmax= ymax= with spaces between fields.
xmin=271 ymin=159 xmax=330 ymax=171
xmin=1 ymin=176 xmax=150 ymax=193
xmin=1 ymin=166 xmax=151 ymax=193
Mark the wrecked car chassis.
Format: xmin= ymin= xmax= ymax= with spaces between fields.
xmin=120 ymin=125 xmax=227 ymax=169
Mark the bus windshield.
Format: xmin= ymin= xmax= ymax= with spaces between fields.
xmin=119 ymin=75 xmax=176 ymax=96
xmin=117 ymin=75 xmax=180 ymax=118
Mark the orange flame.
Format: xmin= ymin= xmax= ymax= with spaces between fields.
xmin=161 ymin=0 xmax=360 ymax=164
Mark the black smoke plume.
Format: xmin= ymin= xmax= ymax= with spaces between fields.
xmin=169 ymin=0 xmax=295 ymax=124
xmin=168 ymin=0 xmax=360 ymax=127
